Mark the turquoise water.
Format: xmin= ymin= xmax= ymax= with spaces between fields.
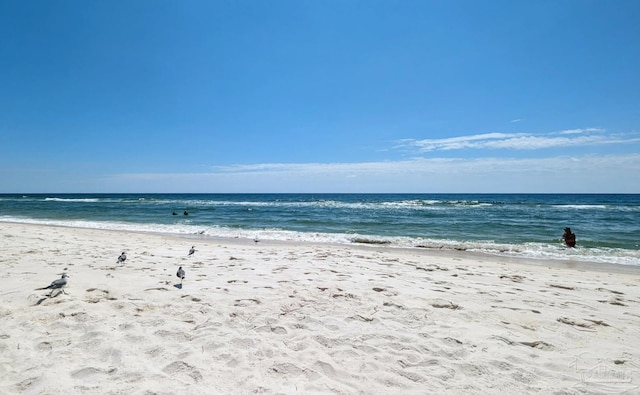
xmin=1 ymin=193 xmax=639 ymax=266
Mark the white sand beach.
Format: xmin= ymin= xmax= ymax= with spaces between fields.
xmin=1 ymin=222 xmax=639 ymax=394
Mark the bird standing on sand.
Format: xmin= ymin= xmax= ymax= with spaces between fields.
xmin=36 ymin=273 xmax=69 ymax=297
xmin=188 ymin=246 xmax=196 ymax=256
xmin=118 ymin=252 xmax=127 ymax=264
xmin=176 ymin=266 xmax=185 ymax=284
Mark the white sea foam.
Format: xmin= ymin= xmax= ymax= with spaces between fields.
xmin=552 ymin=204 xmax=609 ymax=209
xmin=44 ymin=197 xmax=102 ymax=203
xmin=132 ymin=197 xmax=493 ymax=211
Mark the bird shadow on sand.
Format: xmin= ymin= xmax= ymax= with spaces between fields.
xmin=34 ymin=289 xmax=65 ymax=306
xmin=35 ymin=297 xmax=48 ymax=306
xmin=174 ymin=283 xmax=183 ymax=289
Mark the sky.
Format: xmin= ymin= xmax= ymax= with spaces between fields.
xmin=1 ymin=0 xmax=639 ymax=193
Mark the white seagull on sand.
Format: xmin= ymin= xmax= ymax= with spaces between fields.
xmin=117 ymin=252 xmax=127 ymax=264
xmin=188 ymin=246 xmax=196 ymax=256
xmin=176 ymin=266 xmax=186 ymax=284
xmin=36 ymin=273 xmax=69 ymax=297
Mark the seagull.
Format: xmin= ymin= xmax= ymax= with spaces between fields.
xmin=188 ymin=246 xmax=196 ymax=256
xmin=176 ymin=266 xmax=185 ymax=284
xmin=36 ymin=273 xmax=69 ymax=297
xmin=117 ymin=252 xmax=127 ymax=264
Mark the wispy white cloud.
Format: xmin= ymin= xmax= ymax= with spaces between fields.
xmin=208 ymin=154 xmax=640 ymax=176
xmin=558 ymin=128 xmax=603 ymax=135
xmin=102 ymin=153 xmax=640 ymax=193
xmin=400 ymin=128 xmax=640 ymax=152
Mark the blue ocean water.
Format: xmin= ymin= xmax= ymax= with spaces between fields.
xmin=1 ymin=193 xmax=639 ymax=266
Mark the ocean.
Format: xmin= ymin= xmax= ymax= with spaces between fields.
xmin=1 ymin=193 xmax=639 ymax=266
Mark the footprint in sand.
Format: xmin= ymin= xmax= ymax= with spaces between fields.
xmin=270 ymin=362 xmax=319 ymax=380
xmin=234 ymin=298 xmax=261 ymax=307
xmin=163 ymin=361 xmax=203 ymax=382
xmin=596 ymin=287 xmax=624 ymax=295
xmin=549 ymin=284 xmax=575 ymax=290
xmin=430 ymin=300 xmax=461 ymax=310
xmin=383 ymin=301 xmax=404 ymax=310
xmin=14 ymin=377 xmax=40 ymax=392
xmin=557 ymin=317 xmax=609 ymax=329
xmin=37 ymin=341 xmax=53 ymax=351
xmin=417 ymin=264 xmax=449 ymax=272
xmin=493 ymin=336 xmax=554 ymax=350
xmin=71 ymin=366 xmax=118 ymax=378
xmin=499 ymin=274 xmax=525 ymax=283
xmin=85 ymin=288 xmax=116 ymax=303
xmin=595 ymin=288 xmax=628 ymax=306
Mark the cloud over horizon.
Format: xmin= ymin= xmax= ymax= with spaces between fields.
xmin=100 ymin=153 xmax=640 ymax=193
xmin=399 ymin=128 xmax=640 ymax=152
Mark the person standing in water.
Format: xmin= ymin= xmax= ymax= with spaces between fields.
xmin=562 ymin=227 xmax=576 ymax=247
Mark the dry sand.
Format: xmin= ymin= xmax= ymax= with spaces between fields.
xmin=1 ymin=222 xmax=639 ymax=394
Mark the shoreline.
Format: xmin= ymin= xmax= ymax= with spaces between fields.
xmin=1 ymin=222 xmax=640 ymax=393
xmin=4 ymin=220 xmax=640 ymax=275
xmin=2 ymin=192 xmax=639 ymax=268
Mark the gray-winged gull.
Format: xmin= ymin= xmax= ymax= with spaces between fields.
xmin=36 ymin=273 xmax=69 ymax=297
xmin=176 ymin=266 xmax=185 ymax=284
xmin=188 ymin=246 xmax=196 ymax=256
xmin=117 ymin=252 xmax=127 ymax=264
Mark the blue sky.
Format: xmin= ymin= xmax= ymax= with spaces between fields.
xmin=1 ymin=0 xmax=639 ymax=193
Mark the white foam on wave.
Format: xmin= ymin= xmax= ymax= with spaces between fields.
xmin=552 ymin=204 xmax=609 ymax=210
xmin=44 ymin=197 xmax=101 ymax=203
xmin=147 ymin=198 xmax=492 ymax=211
